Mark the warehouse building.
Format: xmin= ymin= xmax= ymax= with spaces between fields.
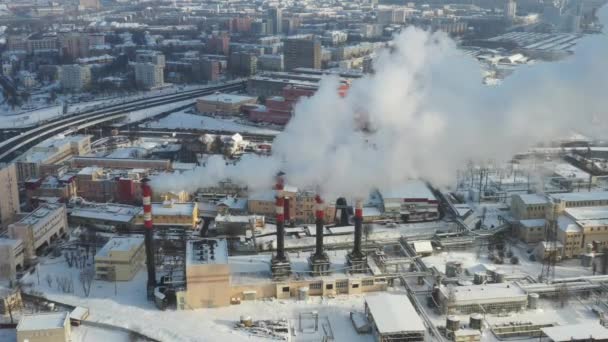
xmin=541 ymin=322 xmax=608 ymax=341
xmin=69 ymin=203 xmax=140 ymax=231
xmin=365 ymin=293 xmax=425 ymax=342
xmin=16 ymin=312 xmax=71 ymax=342
xmin=8 ymin=204 xmax=68 ymax=263
xmin=438 ymin=283 xmax=528 ymax=314
xmin=95 ymin=236 xmax=145 ymax=281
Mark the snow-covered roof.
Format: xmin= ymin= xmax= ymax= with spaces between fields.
xmin=362 ymin=206 xmax=381 ymax=217
xmin=217 ymin=196 xmax=248 ymax=210
xmin=550 ymin=191 xmax=608 ymax=203
xmin=17 ymin=312 xmax=68 ymax=331
xmin=442 ymin=283 xmax=527 ymax=305
xmin=187 ymin=239 xmax=228 ymax=265
xmin=365 ymin=294 xmax=425 ymax=334
xmin=541 ymin=322 xmax=608 ymax=341
xmin=413 ymin=241 xmax=433 ymax=254
xmin=70 ymin=204 xmax=140 ymax=223
xmin=565 ymin=206 xmax=608 ymax=222
xmin=516 ymin=193 xmax=549 ymax=205
xmin=96 ymin=236 xmax=144 ymax=258
xmin=151 ymin=202 xmax=196 ymax=216
xmin=198 ymin=93 xmax=256 ymax=104
xmin=557 ymin=215 xmax=581 ymax=233
xmin=520 ymin=219 xmax=546 ymax=228
xmin=380 ymin=180 xmax=436 ymax=201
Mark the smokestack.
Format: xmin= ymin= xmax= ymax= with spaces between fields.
xmin=314 ymin=195 xmax=325 ymax=257
xmin=353 ymin=198 xmax=363 ymax=257
xmin=347 ymin=198 xmax=366 ymax=273
xmin=275 ymin=176 xmax=286 ymax=261
xmin=309 ymin=194 xmax=330 ymax=276
xmin=270 ymin=173 xmax=291 ymax=279
xmin=141 ymin=178 xmax=156 ymax=294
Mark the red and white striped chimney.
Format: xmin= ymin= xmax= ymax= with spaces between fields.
xmin=142 ymin=180 xmax=153 ymax=230
xmin=314 ymin=194 xmax=325 ymax=257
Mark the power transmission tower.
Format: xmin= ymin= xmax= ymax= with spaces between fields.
xmin=539 ymin=200 xmax=559 ymax=283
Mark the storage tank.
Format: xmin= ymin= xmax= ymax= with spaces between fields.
xmin=446 ymin=261 xmax=462 ymax=278
xmin=473 ymin=272 xmax=487 ymax=285
xmin=298 ymin=287 xmax=309 ymax=301
xmin=528 ymin=293 xmax=540 ymax=309
xmin=446 ymin=315 xmax=460 ymax=331
xmin=469 ymin=314 xmax=483 ymax=330
xmin=494 ymin=270 xmax=506 ymax=283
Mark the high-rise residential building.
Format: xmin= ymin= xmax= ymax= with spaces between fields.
xmin=206 ymin=34 xmax=230 ymax=56
xmin=61 ymin=65 xmax=91 ymax=91
xmin=193 ymin=58 xmax=220 ymax=82
xmin=283 ymin=37 xmax=321 ymax=71
xmin=79 ymin=0 xmax=101 ymax=10
xmin=135 ymin=62 xmax=164 ymax=89
xmin=267 ymin=7 xmax=282 ymax=35
xmin=229 ymin=51 xmax=258 ymax=76
xmin=136 ymin=51 xmax=165 ymax=67
xmin=504 ymin=0 xmax=517 ymax=20
xmin=0 ymin=164 xmax=20 ymax=228
xmin=59 ymin=33 xmax=91 ymax=60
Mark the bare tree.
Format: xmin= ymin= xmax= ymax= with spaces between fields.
xmin=45 ymin=274 xmax=53 ymax=288
xmin=79 ymin=268 xmax=95 ymax=297
xmin=2 ymin=289 xmax=22 ymax=324
xmin=56 ymin=275 xmax=74 ymax=293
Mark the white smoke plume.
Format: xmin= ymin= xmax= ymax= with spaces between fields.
xmin=153 ymin=7 xmax=608 ymax=197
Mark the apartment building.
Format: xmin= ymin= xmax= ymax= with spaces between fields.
xmin=0 ymin=164 xmax=20 ymax=227
xmin=0 ymin=239 xmax=25 ymax=282
xmin=61 ymin=64 xmax=91 ymax=91
xmin=95 ymin=236 xmax=145 ymax=281
xmin=135 ymin=62 xmax=164 ymax=89
xmin=8 ymin=204 xmax=68 ymax=263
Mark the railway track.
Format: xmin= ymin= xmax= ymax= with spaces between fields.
xmin=0 ymin=81 xmax=246 ymax=163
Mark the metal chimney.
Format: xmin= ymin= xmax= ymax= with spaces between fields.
xmin=309 ymin=194 xmax=330 ymax=275
xmin=270 ymin=172 xmax=291 ymax=279
xmin=141 ymin=178 xmax=157 ymax=296
xmin=347 ymin=198 xmax=366 ymax=273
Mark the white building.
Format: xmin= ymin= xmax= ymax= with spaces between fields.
xmin=439 ymin=282 xmax=528 ymax=314
xmin=504 ymin=0 xmax=517 ymax=19
xmin=61 ymin=64 xmax=91 ymax=91
xmin=365 ymin=293 xmax=425 ymax=342
xmin=135 ymin=62 xmax=164 ymax=89
xmin=17 ymin=312 xmax=71 ymax=342
xmin=8 ymin=204 xmax=68 ymax=263
xmin=379 ymin=180 xmax=439 ymax=222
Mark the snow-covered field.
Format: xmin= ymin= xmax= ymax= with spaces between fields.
xmin=21 ymin=257 xmax=373 ymax=342
xmin=140 ymin=110 xmax=281 ymax=135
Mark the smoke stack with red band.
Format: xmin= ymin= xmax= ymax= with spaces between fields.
xmin=347 ymin=198 xmax=367 ymax=273
xmin=270 ymin=172 xmax=291 ymax=279
xmin=309 ymin=193 xmax=331 ymax=275
xmin=141 ymin=178 xmax=157 ymax=294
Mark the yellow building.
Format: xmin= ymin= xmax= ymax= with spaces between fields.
xmin=518 ymin=219 xmax=547 ymax=244
xmin=0 ymin=238 xmax=25 ymax=282
xmin=557 ymin=206 xmax=608 ymax=258
xmin=510 ymin=194 xmax=549 ymax=220
xmin=248 ymin=188 xmax=335 ymax=224
xmin=95 ymin=236 xmax=145 ymax=281
xmin=135 ymin=201 xmax=199 ymax=228
xmin=177 ymin=239 xmax=389 ymax=309
xmin=17 ymin=312 xmax=71 ymax=342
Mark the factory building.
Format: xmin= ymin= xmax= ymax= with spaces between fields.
xmin=540 ymin=322 xmax=608 ymax=341
xmin=16 ymin=312 xmax=71 ymax=342
xmin=135 ymin=200 xmax=199 ymax=228
xmin=0 ymin=239 xmax=24 ymax=282
xmin=195 ymin=93 xmax=257 ymax=115
xmin=8 ymin=204 xmax=68 ymax=263
xmin=556 ymin=206 xmax=608 ymax=258
xmin=517 ymin=219 xmax=547 ymax=244
xmin=69 ymin=203 xmax=140 ymax=231
xmin=379 ymin=180 xmax=439 ymax=222
xmin=365 ymin=294 xmax=426 ymax=342
xmin=511 ymin=194 xmax=549 ymax=220
xmin=176 ymin=238 xmax=388 ymax=309
xmin=95 ymin=236 xmax=145 ymax=281
xmin=512 ymin=192 xmax=608 ymax=221
xmin=438 ymin=283 xmax=528 ymax=314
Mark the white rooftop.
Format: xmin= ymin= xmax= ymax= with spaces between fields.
xmin=151 ymin=202 xmax=195 ymax=217
xmin=443 ymin=282 xmax=527 ymax=304
xmin=520 ymin=218 xmax=546 ymax=228
xmin=187 ymin=239 xmax=228 ymax=266
xmin=380 ymin=180 xmax=436 ymax=201
xmin=96 ymin=236 xmax=144 ymax=258
xmin=365 ymin=293 xmax=425 ymax=334
xmin=198 ymin=93 xmax=256 ymax=104
xmin=17 ymin=312 xmax=68 ymax=331
xmin=541 ymin=322 xmax=608 ymax=341
xmin=70 ymin=204 xmax=140 ymax=223
xmin=550 ymin=191 xmax=608 ymax=203
xmin=517 ymin=193 xmax=549 ymax=205
xmin=565 ymin=206 xmax=608 ymax=222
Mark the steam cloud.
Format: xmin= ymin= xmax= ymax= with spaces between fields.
xmin=153 ymin=6 xmax=608 ymax=197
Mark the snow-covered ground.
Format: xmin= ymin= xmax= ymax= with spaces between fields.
xmin=140 ymin=109 xmax=281 ymax=135
xmin=20 ymin=256 xmax=374 ymax=342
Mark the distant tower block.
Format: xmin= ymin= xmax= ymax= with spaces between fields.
xmin=347 ymin=198 xmax=367 ymax=273
xmin=309 ymin=194 xmax=331 ymax=276
xmin=270 ymin=173 xmax=291 ymax=280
